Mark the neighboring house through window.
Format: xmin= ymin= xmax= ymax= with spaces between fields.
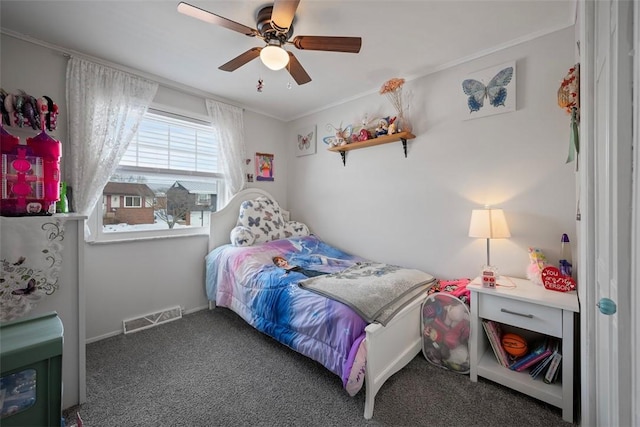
xmin=96 ymin=109 xmax=222 ymax=240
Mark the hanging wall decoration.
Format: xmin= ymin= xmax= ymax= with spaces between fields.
xmin=296 ymin=125 xmax=316 ymax=157
xmin=1 ymin=217 xmax=66 ymax=321
xmin=461 ymin=61 xmax=516 ymax=120
xmin=0 ymin=89 xmax=59 ymax=131
xmin=255 ymin=152 xmax=274 ymax=181
xmin=557 ymin=64 xmax=580 ymax=165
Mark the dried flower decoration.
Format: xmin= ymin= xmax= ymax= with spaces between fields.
xmin=379 ymin=78 xmax=410 ymax=132
xmin=379 ymin=77 xmax=405 ymax=95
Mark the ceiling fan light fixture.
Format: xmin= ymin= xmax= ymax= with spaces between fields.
xmin=260 ymin=45 xmax=290 ymax=70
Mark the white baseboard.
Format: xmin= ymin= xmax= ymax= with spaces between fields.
xmin=84 ymin=305 xmax=209 ymax=344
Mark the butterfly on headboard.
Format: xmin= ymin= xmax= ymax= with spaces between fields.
xmin=462 ymin=66 xmax=514 ymax=113
xmin=298 ymin=131 xmax=314 ymax=150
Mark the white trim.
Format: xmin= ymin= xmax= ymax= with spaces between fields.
xmin=1 ymin=22 xmax=575 ymax=123
xmin=73 ymin=218 xmax=87 ymax=404
xmin=293 ymin=22 xmax=576 ymax=121
xmin=184 ymin=305 xmax=208 ymax=315
xmin=632 ymin=2 xmax=640 ymax=424
xmin=0 ymin=29 xmax=265 ymax=118
xmin=84 ymin=305 xmax=209 ymax=344
xmin=578 ymin=0 xmax=596 ymax=425
xmin=84 ymin=329 xmax=121 ymax=345
xmin=87 ymin=228 xmax=208 ymax=245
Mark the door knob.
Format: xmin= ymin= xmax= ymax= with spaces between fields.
xmin=597 ymin=298 xmax=617 ymax=315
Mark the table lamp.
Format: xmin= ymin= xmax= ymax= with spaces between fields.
xmin=468 ymin=208 xmax=511 ymax=267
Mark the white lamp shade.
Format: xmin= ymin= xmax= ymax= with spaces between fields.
xmin=468 ymin=209 xmax=511 ymax=239
xmin=260 ymin=45 xmax=290 ymax=70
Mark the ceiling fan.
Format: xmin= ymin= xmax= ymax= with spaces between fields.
xmin=177 ymin=1 xmax=362 ymax=85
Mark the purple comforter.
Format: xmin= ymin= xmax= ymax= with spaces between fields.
xmin=205 ymin=235 xmax=368 ymax=391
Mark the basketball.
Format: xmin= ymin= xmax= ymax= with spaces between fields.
xmin=501 ymin=333 xmax=528 ymax=357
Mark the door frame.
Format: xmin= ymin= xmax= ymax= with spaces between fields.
xmin=578 ymin=1 xmax=638 ymax=425
xmin=632 ymin=1 xmax=640 ymax=424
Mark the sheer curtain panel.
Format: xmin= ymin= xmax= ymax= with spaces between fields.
xmin=205 ymin=99 xmax=246 ymax=208
xmin=66 ymin=57 xmax=158 ymax=238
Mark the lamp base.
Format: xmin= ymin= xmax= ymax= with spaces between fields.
xmin=481 ymin=265 xmax=499 ymax=288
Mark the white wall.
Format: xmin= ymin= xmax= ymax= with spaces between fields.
xmin=286 ymin=27 xmax=577 ymax=281
xmin=2 ymin=26 xmax=576 ymax=340
xmin=1 ymin=34 xmax=288 ymax=341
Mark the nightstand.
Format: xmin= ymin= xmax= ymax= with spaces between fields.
xmin=468 ymin=276 xmax=579 ymax=423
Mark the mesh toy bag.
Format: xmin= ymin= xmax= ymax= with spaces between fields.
xmin=421 ymin=292 xmax=471 ymax=374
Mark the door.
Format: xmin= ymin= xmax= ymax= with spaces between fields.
xmin=591 ymin=0 xmax=634 ymax=425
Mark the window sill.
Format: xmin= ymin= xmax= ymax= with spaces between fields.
xmin=87 ymin=229 xmax=208 ymax=245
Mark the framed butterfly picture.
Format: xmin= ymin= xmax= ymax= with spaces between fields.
xmin=461 ymin=61 xmax=516 ymax=120
xmin=296 ymin=125 xmax=316 ymax=157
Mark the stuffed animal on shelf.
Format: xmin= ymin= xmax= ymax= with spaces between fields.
xmin=374 ymin=118 xmax=388 ymax=136
xmin=526 ymin=247 xmax=548 ymax=286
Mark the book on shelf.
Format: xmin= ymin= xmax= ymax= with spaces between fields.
xmin=529 ymin=339 xmax=559 ymax=378
xmin=530 ymin=350 xmax=555 ymax=380
xmin=481 ymin=320 xmax=510 ymax=368
xmin=510 ymin=338 xmax=553 ymax=372
xmin=543 ymin=351 xmax=563 ymax=384
xmin=481 ymin=320 xmax=504 ymax=367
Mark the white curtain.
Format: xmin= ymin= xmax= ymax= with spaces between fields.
xmin=66 ymin=57 xmax=158 ymax=230
xmin=205 ymin=99 xmax=246 ymax=208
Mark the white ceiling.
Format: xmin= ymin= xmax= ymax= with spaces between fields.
xmin=0 ymin=1 xmax=575 ymax=122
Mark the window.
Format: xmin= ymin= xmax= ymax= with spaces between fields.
xmin=95 ymin=109 xmax=222 ymax=241
xmin=124 ymin=196 xmax=142 ymax=207
xmin=196 ymin=194 xmax=211 ymax=205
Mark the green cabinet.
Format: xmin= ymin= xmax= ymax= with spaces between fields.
xmin=1 ymin=311 xmax=63 ymax=426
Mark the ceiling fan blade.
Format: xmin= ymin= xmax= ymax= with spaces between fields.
xmin=292 ymin=36 xmax=362 ymax=53
xmin=287 ymin=52 xmax=311 ymax=85
xmin=219 ymin=48 xmax=262 ymax=72
xmin=271 ymin=0 xmax=300 ymax=32
xmin=177 ymin=2 xmax=258 ymax=37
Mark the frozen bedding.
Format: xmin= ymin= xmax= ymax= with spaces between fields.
xmin=205 ymin=234 xmax=369 ymax=392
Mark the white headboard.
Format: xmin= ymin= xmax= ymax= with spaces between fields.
xmin=208 ymin=188 xmax=288 ymax=252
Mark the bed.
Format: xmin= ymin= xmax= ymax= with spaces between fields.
xmin=205 ymin=188 xmax=435 ymax=419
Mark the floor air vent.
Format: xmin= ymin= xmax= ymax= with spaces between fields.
xmin=123 ymin=306 xmax=182 ymax=334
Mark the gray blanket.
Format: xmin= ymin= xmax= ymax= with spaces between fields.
xmin=299 ymin=262 xmax=436 ymax=326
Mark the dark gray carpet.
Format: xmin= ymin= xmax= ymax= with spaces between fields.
xmin=64 ymin=309 xmax=573 ymax=426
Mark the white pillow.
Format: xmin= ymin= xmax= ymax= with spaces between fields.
xmin=230 ymin=226 xmax=256 ymax=247
xmin=236 ymin=197 xmax=286 ymax=244
xmin=284 ymin=221 xmax=310 ymax=238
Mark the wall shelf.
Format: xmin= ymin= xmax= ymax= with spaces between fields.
xmin=327 ymin=131 xmax=416 ymax=166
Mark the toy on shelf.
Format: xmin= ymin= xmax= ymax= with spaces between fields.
xmin=526 ymin=247 xmax=548 ymax=286
xmin=1 ymin=125 xmax=61 ymax=216
xmin=323 ymin=123 xmax=353 ymax=147
xmin=374 ymin=118 xmax=389 ymax=137
xmin=559 ymin=233 xmax=573 ymax=277
xmin=501 ymin=332 xmax=528 ymax=357
xmin=0 ymin=89 xmax=58 ymax=131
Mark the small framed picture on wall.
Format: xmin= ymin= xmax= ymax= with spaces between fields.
xmin=255 ymin=152 xmax=274 ymax=182
xmin=296 ymin=125 xmax=316 ymax=157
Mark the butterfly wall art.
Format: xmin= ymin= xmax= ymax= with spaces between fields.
xmin=461 ymin=61 xmax=516 ymax=120
xmin=296 ymin=125 xmax=316 ymax=157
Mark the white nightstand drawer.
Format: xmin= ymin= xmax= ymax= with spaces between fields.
xmin=478 ymin=294 xmax=562 ymax=337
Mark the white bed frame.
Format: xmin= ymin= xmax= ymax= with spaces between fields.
xmin=208 ymin=188 xmax=426 ymax=419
